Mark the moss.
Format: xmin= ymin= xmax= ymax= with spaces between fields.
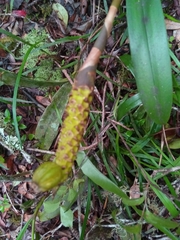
xmin=20 ymin=29 xmax=62 ymax=82
xmin=20 ymin=29 xmax=50 ymax=69
xmin=34 ymin=59 xmax=62 ymax=82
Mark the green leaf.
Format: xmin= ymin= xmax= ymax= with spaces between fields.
xmin=67 ymin=189 xmax=77 ymax=204
xmin=146 ymin=172 xmax=179 ymax=217
xmin=176 ymin=226 xmax=180 ymax=235
xmin=76 ymin=151 xmax=128 ymax=200
xmin=4 ymin=109 xmax=11 ymax=118
xmin=144 ymin=210 xmax=178 ymax=229
xmin=43 ymin=198 xmax=60 ymax=214
xmin=0 ymin=156 xmax=8 ymax=170
xmin=62 ymin=179 xmax=85 ymax=211
xmin=120 ymin=54 xmax=135 ymax=76
xmin=135 ymin=208 xmax=178 ymax=228
xmin=122 ymin=196 xmax=145 ymax=206
xmin=126 ymin=0 xmax=172 ymax=124
xmin=28 ymin=134 xmax=34 ymax=141
xmin=60 ymin=206 xmax=73 ymax=228
xmin=157 ymin=227 xmax=179 ymax=240
xmin=131 ymin=137 xmax=151 ymax=153
xmin=151 ymin=184 xmax=179 ymax=217
xmin=0 ymin=69 xmax=67 ymax=88
xmin=35 ymin=83 xmax=71 ymax=149
xmin=39 ymin=208 xmax=60 ymax=222
xmin=116 ymin=93 xmax=142 ymax=121
xmin=123 ymin=224 xmax=142 ymax=234
xmin=0 ymin=156 xmax=5 ymax=163
xmin=38 ymin=186 xmax=68 ymax=221
xmin=56 ymin=185 xmax=68 ymax=197
xmin=38 ymin=182 xmax=68 ymax=222
xmin=16 ymin=218 xmax=33 ymax=240
xmin=135 ymin=209 xmax=179 ymax=238
xmin=168 ymin=138 xmax=180 ymax=149
xmin=73 ymin=178 xmax=85 ymax=191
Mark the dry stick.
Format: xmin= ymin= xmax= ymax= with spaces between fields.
xmin=55 ymin=61 xmax=73 ymax=85
xmin=92 ymin=0 xmax=95 ymax=27
xmin=80 ymin=124 xmax=111 ymax=151
xmin=77 ymin=0 xmax=121 ymax=78
xmin=107 ymin=117 xmax=133 ymax=131
xmin=101 ymin=82 xmax=107 ymax=130
xmin=26 ymin=147 xmax=55 ymax=155
xmin=78 ymin=23 xmax=102 ymax=71
xmin=162 ymin=125 xmax=176 ymax=161
xmin=2 ymin=183 xmax=19 ymax=214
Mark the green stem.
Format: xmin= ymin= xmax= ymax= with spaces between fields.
xmin=31 ymin=195 xmax=47 ymax=240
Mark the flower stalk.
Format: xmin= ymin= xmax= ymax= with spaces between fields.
xmin=33 ymin=0 xmax=122 ymax=191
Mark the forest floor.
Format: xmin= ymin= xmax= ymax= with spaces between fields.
xmin=0 ymin=0 xmax=180 ymax=239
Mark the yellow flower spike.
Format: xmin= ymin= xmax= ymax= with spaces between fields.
xmin=32 ymin=0 xmax=122 ymax=191
xmin=33 ymin=85 xmax=93 ymax=191
xmin=55 ymin=85 xmax=93 ymax=175
xmin=32 ymin=162 xmax=64 ymax=192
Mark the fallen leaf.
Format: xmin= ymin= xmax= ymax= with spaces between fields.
xmin=129 ymin=178 xmax=140 ymax=199
xmin=52 ymin=3 xmax=69 ymax=27
xmin=24 ymin=214 xmax=33 ymax=222
xmin=36 ymin=96 xmax=51 ymax=106
xmin=18 ymin=182 xmax=27 ymax=196
xmin=80 ymin=0 xmax=87 ymax=15
xmin=6 ymin=154 xmax=17 ymax=174
xmin=165 ymin=19 xmax=180 ymax=30
xmin=25 ymin=191 xmax=36 ymax=199
xmin=12 ymin=10 xmax=27 ymax=18
xmin=0 ymin=217 xmax=6 ymax=228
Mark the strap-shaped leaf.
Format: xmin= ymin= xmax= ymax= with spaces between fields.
xmin=126 ymin=0 xmax=172 ymax=124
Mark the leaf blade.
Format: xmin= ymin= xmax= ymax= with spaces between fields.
xmin=126 ymin=0 xmax=172 ymax=124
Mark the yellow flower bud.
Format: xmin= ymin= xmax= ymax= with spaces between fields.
xmin=32 ymin=162 xmax=63 ymax=191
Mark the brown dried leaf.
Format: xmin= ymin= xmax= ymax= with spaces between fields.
xmin=80 ymin=0 xmax=87 ymax=15
xmin=36 ymin=96 xmax=51 ymax=106
xmin=6 ymin=154 xmax=17 ymax=174
xmin=25 ymin=192 xmax=36 ymax=200
xmin=0 ymin=217 xmax=6 ymax=228
xmin=129 ymin=179 xmax=140 ymax=199
xmin=165 ymin=19 xmax=180 ymax=30
xmin=18 ymin=182 xmax=27 ymax=196
xmin=24 ymin=214 xmax=33 ymax=222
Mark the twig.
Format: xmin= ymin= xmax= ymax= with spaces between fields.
xmin=101 ymin=82 xmax=107 ymax=130
xmin=107 ymin=117 xmax=133 ymax=131
xmin=55 ymin=61 xmax=73 ymax=85
xmin=162 ymin=125 xmax=176 ymax=161
xmin=26 ymin=147 xmax=55 ymax=155
xmin=40 ymin=223 xmax=63 ymax=240
xmin=3 ymin=183 xmax=19 ymax=214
